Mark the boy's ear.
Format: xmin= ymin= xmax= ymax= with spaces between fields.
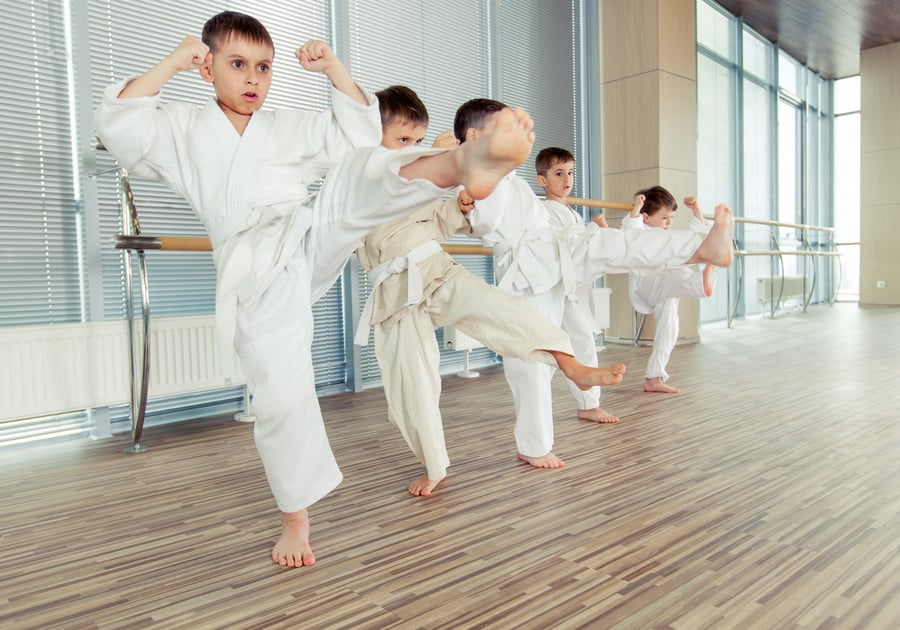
xmin=199 ymin=52 xmax=215 ymax=84
xmin=464 ymin=127 xmax=478 ymax=143
xmin=536 ymin=174 xmax=547 ymax=188
xmin=642 ymin=212 xmax=651 ymax=224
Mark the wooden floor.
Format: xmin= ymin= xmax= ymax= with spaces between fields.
xmin=2 ymin=303 xmax=900 ymax=629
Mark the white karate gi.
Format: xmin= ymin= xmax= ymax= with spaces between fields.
xmin=467 ymin=173 xmax=707 ymax=456
xmin=543 ymin=200 xmax=601 ymax=411
xmin=355 ymin=198 xmax=575 ymax=480
xmin=621 ymin=215 xmax=714 ymax=381
xmin=95 ymin=78 xmax=454 ymax=513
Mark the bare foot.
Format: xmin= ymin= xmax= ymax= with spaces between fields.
xmin=687 ymin=204 xmax=734 ymax=267
xmin=552 ymin=355 xmax=626 ymax=391
xmin=518 ymin=451 xmax=565 ymax=468
xmin=703 ymin=264 xmax=716 ymax=297
xmin=272 ymin=510 xmax=315 ymax=568
xmin=460 ymin=108 xmax=535 ymax=200
xmin=408 ymin=473 xmax=444 ymax=497
xmin=643 ymin=377 xmax=680 ymax=394
xmin=577 ymin=406 xmax=620 ymax=423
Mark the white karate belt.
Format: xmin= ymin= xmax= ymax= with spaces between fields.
xmin=207 ymin=205 xmax=304 ymax=381
xmin=491 ymin=227 xmax=578 ymax=301
xmin=353 ymin=239 xmax=443 ymax=346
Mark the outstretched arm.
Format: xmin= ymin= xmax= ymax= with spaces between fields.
xmin=296 ymin=40 xmax=367 ymax=105
xmin=119 ymin=36 xmax=210 ymax=99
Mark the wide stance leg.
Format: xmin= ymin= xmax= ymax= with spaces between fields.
xmin=560 ymin=289 xmax=601 ymax=410
xmin=374 ymin=308 xmax=449 ymax=486
xmin=646 ymin=298 xmax=680 ymax=381
xmin=500 ymin=286 xmax=565 ymax=458
xmin=235 ymin=255 xmax=340 ymax=567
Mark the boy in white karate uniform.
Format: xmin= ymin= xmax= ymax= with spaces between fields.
xmin=356 ymin=86 xmax=626 ymax=497
xmin=535 ymin=147 xmax=619 ymax=424
xmin=456 ymin=99 xmax=735 ymax=469
xmin=622 ymin=187 xmax=718 ymax=394
xmin=95 ymin=12 xmax=538 ymax=568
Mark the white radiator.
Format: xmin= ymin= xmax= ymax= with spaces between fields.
xmin=591 ymin=287 xmax=612 ymax=331
xmin=0 ymin=315 xmax=244 ymax=423
xmin=442 ymin=326 xmax=483 ymax=352
xmin=757 ymin=275 xmax=806 ymax=304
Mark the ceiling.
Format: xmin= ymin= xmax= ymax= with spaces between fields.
xmin=713 ymin=0 xmax=900 ymax=79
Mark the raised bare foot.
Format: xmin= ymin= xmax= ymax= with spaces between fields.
xmin=577 ymin=406 xmax=620 ymax=423
xmin=272 ymin=510 xmax=315 ymax=568
xmin=461 ymin=108 xmax=534 ymax=200
xmin=569 ymin=362 xmax=626 ymax=391
xmin=518 ymin=451 xmax=565 ymax=468
xmin=688 ymin=204 xmax=734 ymax=267
xmin=702 ymin=263 xmax=716 ymax=297
xmin=643 ymin=377 xmax=680 ymax=394
xmin=408 ymin=473 xmax=444 ymax=497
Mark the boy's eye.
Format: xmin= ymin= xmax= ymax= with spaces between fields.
xmin=257 ymin=64 xmax=270 ymax=73
xmin=415 ymin=139 xmax=423 ymax=145
xmin=231 ymin=60 xmax=244 ymax=69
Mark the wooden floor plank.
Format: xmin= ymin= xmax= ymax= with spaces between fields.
xmin=1 ymin=303 xmax=899 ymax=629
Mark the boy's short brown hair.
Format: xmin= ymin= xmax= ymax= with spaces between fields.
xmin=375 ymin=85 xmax=429 ymax=129
xmin=636 ymin=185 xmax=678 ymax=217
xmin=535 ymin=147 xmax=575 ymax=176
xmin=202 ymin=11 xmax=274 ymax=54
xmin=453 ymin=98 xmax=507 ymax=143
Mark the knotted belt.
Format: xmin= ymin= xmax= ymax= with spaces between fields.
xmin=353 ymin=239 xmax=443 ymax=346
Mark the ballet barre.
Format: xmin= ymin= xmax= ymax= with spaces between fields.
xmin=113 ymin=172 xmax=639 ymax=453
xmin=707 ymin=215 xmax=840 ymax=327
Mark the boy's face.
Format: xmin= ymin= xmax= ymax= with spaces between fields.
xmin=381 ymin=119 xmax=427 ymax=150
xmin=537 ymin=159 xmax=575 ymax=200
xmin=644 ymin=206 xmax=677 ymax=229
xmin=201 ymin=35 xmax=274 ymax=125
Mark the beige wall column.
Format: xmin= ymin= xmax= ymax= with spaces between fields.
xmin=860 ymin=41 xmax=900 ymax=307
xmin=599 ymin=0 xmax=701 ymax=342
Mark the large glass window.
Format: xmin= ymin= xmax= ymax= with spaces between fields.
xmin=697 ymin=0 xmax=836 ymax=323
xmin=833 ymin=76 xmax=860 ymax=301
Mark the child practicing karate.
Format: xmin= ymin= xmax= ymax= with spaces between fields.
xmin=456 ymin=99 xmax=735 ymax=470
xmin=355 ymin=86 xmax=626 ymax=497
xmin=622 ymin=187 xmax=718 ymax=394
xmin=95 ymin=12 xmax=542 ymax=568
xmin=535 ymin=146 xmax=620 ymax=423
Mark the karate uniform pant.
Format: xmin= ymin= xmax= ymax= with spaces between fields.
xmin=502 ymin=283 xmax=567 ymax=458
xmin=631 ymin=266 xmax=711 ymax=381
xmin=236 ymin=146 xmax=451 ymax=513
xmin=374 ymin=267 xmax=574 ymax=481
xmin=560 ymin=284 xmax=601 ymax=410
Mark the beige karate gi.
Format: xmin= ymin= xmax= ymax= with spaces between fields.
xmin=356 ymin=198 xmax=575 ymax=480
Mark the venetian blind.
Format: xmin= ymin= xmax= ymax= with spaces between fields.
xmin=86 ymin=0 xmax=349 ymax=389
xmin=0 ymin=1 xmax=82 ymax=327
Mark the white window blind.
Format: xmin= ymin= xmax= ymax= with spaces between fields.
xmin=345 ymin=0 xmax=582 ymax=387
xmin=86 ymin=1 xmax=348 ymax=389
xmin=0 ymin=1 xmax=82 ymax=327
xmin=495 ymin=0 xmax=580 ymax=192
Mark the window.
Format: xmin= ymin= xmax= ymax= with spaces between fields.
xmin=696 ymin=0 xmax=836 ymax=322
xmin=833 ymin=76 xmax=860 ymax=300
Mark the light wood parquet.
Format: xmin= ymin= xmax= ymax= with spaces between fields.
xmin=2 ymin=303 xmax=899 ymax=629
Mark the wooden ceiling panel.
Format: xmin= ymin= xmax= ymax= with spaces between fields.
xmin=714 ymin=0 xmax=900 ymax=78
